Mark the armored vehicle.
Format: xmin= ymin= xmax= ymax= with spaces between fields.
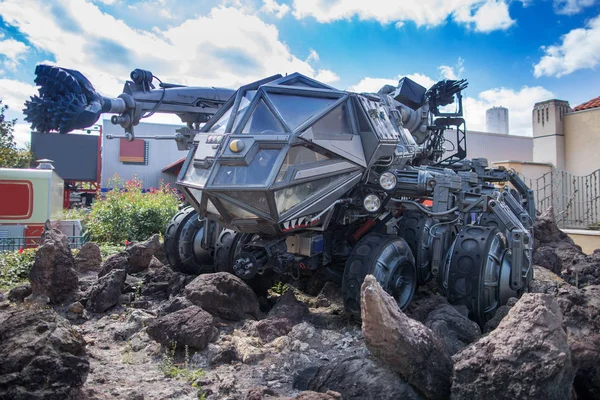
xmin=24 ymin=65 xmax=534 ymax=325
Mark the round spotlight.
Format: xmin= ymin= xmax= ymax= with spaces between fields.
xmin=379 ymin=171 xmax=397 ymax=191
xmin=363 ymin=194 xmax=381 ymax=212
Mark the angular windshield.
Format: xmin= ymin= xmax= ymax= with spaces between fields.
xmin=209 ymin=90 xmax=256 ymax=133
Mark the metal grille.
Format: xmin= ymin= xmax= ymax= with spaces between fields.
xmin=527 ymin=168 xmax=600 ymax=229
xmin=0 ymin=237 xmax=86 ymax=252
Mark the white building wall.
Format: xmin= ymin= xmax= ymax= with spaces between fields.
xmin=101 ymin=121 xmax=188 ymax=190
xmin=445 ymin=130 xmax=533 ymax=164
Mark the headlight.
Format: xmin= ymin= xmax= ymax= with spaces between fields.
xmin=379 ymin=171 xmax=397 ymax=191
xmin=363 ymin=194 xmax=381 ymax=212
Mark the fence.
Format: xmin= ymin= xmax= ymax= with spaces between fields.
xmin=0 ymin=236 xmax=86 ymax=252
xmin=527 ymin=168 xmax=600 ymax=229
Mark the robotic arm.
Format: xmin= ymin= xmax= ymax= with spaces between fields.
xmin=23 ymin=64 xmax=234 ymax=144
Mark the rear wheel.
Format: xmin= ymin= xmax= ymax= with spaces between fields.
xmin=164 ymin=206 xmax=214 ymax=274
xmin=443 ymin=226 xmax=517 ymax=327
xmin=342 ymin=232 xmax=417 ymax=320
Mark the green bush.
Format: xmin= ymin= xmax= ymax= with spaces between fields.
xmin=0 ymin=248 xmax=36 ymax=291
xmin=86 ymin=175 xmax=180 ymax=245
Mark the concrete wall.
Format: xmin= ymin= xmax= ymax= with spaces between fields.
xmin=564 ymin=108 xmax=600 ymax=176
xmin=492 ymin=160 xmax=552 ymax=181
xmin=102 ymin=121 xmax=187 ymax=190
xmin=446 ymin=130 xmax=533 ymax=164
xmin=562 ymin=229 xmax=600 ymax=254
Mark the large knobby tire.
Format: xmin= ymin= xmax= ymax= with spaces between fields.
xmin=397 ymin=211 xmax=434 ymax=286
xmin=164 ymin=206 xmax=213 ymax=274
xmin=342 ymin=232 xmax=417 ymax=320
xmin=444 ymin=225 xmax=507 ymax=327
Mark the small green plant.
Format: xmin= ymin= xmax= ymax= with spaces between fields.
xmin=86 ymin=174 xmax=180 ymax=245
xmin=270 ymin=281 xmax=289 ymax=295
xmin=159 ymin=343 xmax=206 ymax=397
xmin=0 ymin=248 xmax=36 ymax=291
xmin=98 ymin=244 xmax=126 ymax=259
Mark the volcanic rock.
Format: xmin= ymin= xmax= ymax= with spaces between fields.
xmin=146 ymin=305 xmax=218 ymax=350
xmin=301 ymin=355 xmax=424 ymax=400
xmin=126 ymin=234 xmax=161 ymax=273
xmin=86 ymin=268 xmax=127 ymax=313
xmin=142 ymin=266 xmax=192 ymax=299
xmin=7 ymin=283 xmax=31 ymax=303
xmin=0 ymin=305 xmax=89 ymax=400
xmin=292 ymin=391 xmax=342 ymax=400
xmin=424 ymin=303 xmax=481 ymax=355
xmin=74 ymin=242 xmax=102 ymax=272
xmin=483 ymin=297 xmax=518 ymax=333
xmin=97 ymin=252 xmax=128 ymax=278
xmin=360 ymin=275 xmax=452 ymax=400
xmin=530 ymin=266 xmax=600 ymax=398
xmin=451 ymin=293 xmax=574 ymax=400
xmin=533 ymin=245 xmax=563 ymax=274
xmin=28 ymin=221 xmax=79 ymax=304
xmin=185 ymin=272 xmax=260 ymax=321
xmin=257 ymin=291 xmax=309 ymax=342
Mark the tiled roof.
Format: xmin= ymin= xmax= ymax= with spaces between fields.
xmin=573 ymin=96 xmax=600 ymax=112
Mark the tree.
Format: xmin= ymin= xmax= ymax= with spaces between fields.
xmin=0 ymin=101 xmax=34 ymax=168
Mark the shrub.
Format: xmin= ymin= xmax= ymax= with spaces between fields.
xmin=0 ymin=248 xmax=36 ymax=291
xmin=86 ymin=175 xmax=180 ymax=245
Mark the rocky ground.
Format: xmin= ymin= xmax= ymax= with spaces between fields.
xmin=0 ymin=213 xmax=599 ymax=400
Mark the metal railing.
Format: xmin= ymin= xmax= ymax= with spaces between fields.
xmin=526 ymin=168 xmax=600 ymax=229
xmin=0 ymin=236 xmax=87 ymax=252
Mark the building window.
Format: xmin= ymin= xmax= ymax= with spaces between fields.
xmin=537 ymin=109 xmax=540 ymax=123
xmin=546 ymin=108 xmax=549 ymax=121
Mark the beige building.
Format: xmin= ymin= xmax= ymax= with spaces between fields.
xmin=532 ymin=97 xmax=600 ymax=176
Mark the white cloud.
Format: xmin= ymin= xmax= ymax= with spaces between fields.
xmin=0 ymin=0 xmax=339 ymax=105
xmin=315 ymin=69 xmax=340 ymax=83
xmin=349 ymin=70 xmax=553 ymax=136
xmin=553 ymin=0 xmax=597 ymax=15
xmin=0 ymin=38 xmax=29 ymax=70
xmin=464 ymin=86 xmax=554 ymax=135
xmin=305 ymin=48 xmax=320 ymax=63
xmin=534 ymin=14 xmax=600 ymax=78
xmin=291 ymin=0 xmax=516 ymax=32
xmin=453 ymin=0 xmax=515 ymax=32
xmin=13 ymin=123 xmax=31 ymax=147
xmin=262 ymin=0 xmax=290 ymax=18
xmin=0 ymin=78 xmax=37 ymax=112
xmin=348 ymin=73 xmax=436 ymax=93
xmin=439 ymin=57 xmax=465 ymax=80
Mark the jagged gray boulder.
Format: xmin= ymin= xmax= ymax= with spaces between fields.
xmin=361 ymin=275 xmax=452 ymax=400
xmin=86 ymin=268 xmax=127 ymax=313
xmin=0 ymin=305 xmax=89 ymax=400
xmin=126 ymin=234 xmax=161 ymax=273
xmin=185 ymin=272 xmax=260 ymax=321
xmin=529 ymin=266 xmax=600 ymax=398
xmin=257 ymin=291 xmax=309 ymax=342
xmin=97 ymin=252 xmax=128 ymax=278
xmin=451 ymin=293 xmax=575 ymax=400
xmin=300 ymin=355 xmax=424 ymax=400
xmin=7 ymin=283 xmax=31 ymax=303
xmin=28 ymin=221 xmax=78 ymax=304
xmin=424 ymin=303 xmax=481 ymax=355
xmin=147 ymin=305 xmax=218 ymax=349
xmin=74 ymin=242 xmax=102 ymax=272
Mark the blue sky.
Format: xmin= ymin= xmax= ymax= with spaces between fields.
xmin=0 ymin=0 xmax=598 ymax=144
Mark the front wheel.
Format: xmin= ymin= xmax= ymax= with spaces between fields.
xmin=342 ymin=233 xmax=417 ymax=320
xmin=164 ymin=206 xmax=214 ymax=274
